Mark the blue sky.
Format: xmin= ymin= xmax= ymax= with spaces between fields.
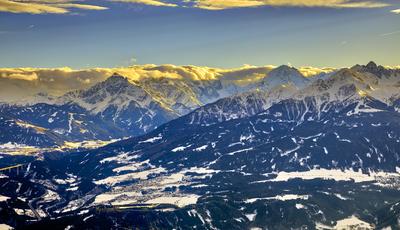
xmin=0 ymin=0 xmax=399 ymax=68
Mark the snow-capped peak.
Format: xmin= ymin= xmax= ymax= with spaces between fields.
xmin=351 ymin=61 xmax=398 ymax=79
xmin=60 ymin=73 xmax=154 ymax=114
xmin=295 ymin=68 xmax=372 ymax=101
xmin=269 ymin=65 xmax=303 ymax=77
xmin=259 ymin=65 xmax=309 ymax=90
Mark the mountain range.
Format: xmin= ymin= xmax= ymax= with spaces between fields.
xmin=0 ymin=62 xmax=400 ymax=229
xmin=0 ymin=64 xmax=318 ymax=147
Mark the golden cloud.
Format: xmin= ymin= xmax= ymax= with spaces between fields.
xmin=0 ymin=67 xmax=110 ymax=101
xmin=1 ymin=71 xmax=39 ymax=81
xmin=385 ymin=65 xmax=400 ymax=69
xmin=0 ymin=0 xmax=107 ymax=14
xmin=0 ymin=0 xmax=391 ymax=13
xmin=52 ymin=3 xmax=109 ymax=11
xmin=0 ymin=64 xmax=337 ymax=102
xmin=298 ymin=66 xmax=336 ymax=77
xmin=391 ymin=9 xmax=400 ymax=14
xmin=192 ymin=0 xmax=265 ymax=10
xmin=110 ymin=0 xmax=177 ymax=7
xmin=192 ymin=0 xmax=390 ymax=10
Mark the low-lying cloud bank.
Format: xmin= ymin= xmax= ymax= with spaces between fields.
xmin=0 ymin=67 xmax=109 ymax=101
xmin=0 ymin=64 xmax=336 ymax=102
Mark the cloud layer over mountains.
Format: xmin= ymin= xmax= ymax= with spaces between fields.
xmin=0 ymin=64 xmax=338 ymax=102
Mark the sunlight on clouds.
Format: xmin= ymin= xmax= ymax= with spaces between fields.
xmin=391 ymin=9 xmax=400 ymax=14
xmin=112 ymin=64 xmax=275 ymax=82
xmin=192 ymin=0 xmax=390 ymax=10
xmin=111 ymin=0 xmax=177 ymax=7
xmin=0 ymin=67 xmax=110 ymax=101
xmin=0 ymin=65 xmax=337 ymax=84
xmin=298 ymin=66 xmax=336 ymax=77
xmin=0 ymin=0 xmax=107 ymax=14
xmin=1 ymin=71 xmax=39 ymax=81
xmin=385 ymin=65 xmax=400 ymax=69
xmin=0 ymin=64 xmax=335 ymax=101
xmin=192 ymin=0 xmax=266 ymax=10
xmin=52 ymin=3 xmax=108 ymax=11
xmin=0 ymin=0 xmax=391 ymax=13
xmin=6 ymin=63 xmax=400 ymax=102
xmin=0 ymin=0 xmax=68 ymax=14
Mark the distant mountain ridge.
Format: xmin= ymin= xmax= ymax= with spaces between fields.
xmin=0 ymin=65 xmax=306 ymax=147
xmin=0 ymin=62 xmax=398 ymax=147
xmin=183 ymin=62 xmax=400 ymax=126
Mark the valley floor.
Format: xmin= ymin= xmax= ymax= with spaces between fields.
xmin=1 ymin=148 xmax=400 ymax=229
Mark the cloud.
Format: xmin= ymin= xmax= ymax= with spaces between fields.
xmin=52 ymin=3 xmax=108 ymax=11
xmin=298 ymin=66 xmax=336 ymax=77
xmin=0 ymin=65 xmax=262 ymax=101
xmin=0 ymin=0 xmax=68 ymax=14
xmin=380 ymin=30 xmax=400 ymax=37
xmin=110 ymin=0 xmax=177 ymax=7
xmin=191 ymin=0 xmax=390 ymax=10
xmin=0 ymin=64 xmax=335 ymax=102
xmin=108 ymin=0 xmax=391 ymax=11
xmin=1 ymin=71 xmax=39 ymax=81
xmin=0 ymin=0 xmax=107 ymax=14
xmin=385 ymin=65 xmax=400 ymax=69
xmin=6 ymin=63 xmax=400 ymax=102
xmin=391 ymin=9 xmax=400 ymax=14
xmin=191 ymin=0 xmax=265 ymax=10
xmin=0 ymin=67 xmax=110 ymax=101
xmin=0 ymin=0 xmax=391 ymax=14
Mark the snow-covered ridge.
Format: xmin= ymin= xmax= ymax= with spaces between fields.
xmin=295 ymin=66 xmax=400 ymax=104
xmin=185 ymin=62 xmax=400 ymax=126
xmin=1 ymin=62 xmax=398 ymax=147
xmin=0 ymin=65 xmax=314 ymax=147
xmin=0 ymin=64 xmax=335 ymax=102
xmin=61 ymin=74 xmax=158 ymax=114
xmin=187 ymin=84 xmax=298 ymax=125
